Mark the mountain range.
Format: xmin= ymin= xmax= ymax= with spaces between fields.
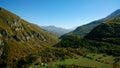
xmin=60 ymin=9 xmax=120 ymax=38
xmin=41 ymin=25 xmax=73 ymax=37
xmin=0 ymin=7 xmax=120 ymax=68
xmin=55 ymin=9 xmax=120 ymax=56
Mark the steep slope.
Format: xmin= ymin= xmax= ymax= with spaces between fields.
xmin=55 ymin=14 xmax=120 ymax=56
xmin=85 ymin=17 xmax=120 ymax=44
xmin=0 ymin=7 xmax=58 ymax=67
xmin=41 ymin=25 xmax=72 ymax=37
xmin=61 ymin=9 xmax=120 ymax=38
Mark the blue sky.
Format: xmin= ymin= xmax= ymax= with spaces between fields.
xmin=0 ymin=0 xmax=120 ymax=29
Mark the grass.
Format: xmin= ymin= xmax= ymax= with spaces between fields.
xmin=30 ymin=53 xmax=116 ymax=68
xmin=50 ymin=56 xmax=112 ymax=68
xmin=87 ymin=53 xmax=115 ymax=64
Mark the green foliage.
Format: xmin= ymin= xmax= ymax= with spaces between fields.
xmin=60 ymin=20 xmax=103 ymax=39
xmin=55 ymin=35 xmax=120 ymax=56
xmin=56 ymin=17 xmax=120 ymax=57
xmin=48 ymin=54 xmax=113 ymax=68
xmin=85 ymin=18 xmax=120 ymax=43
xmin=55 ymin=35 xmax=83 ymax=48
xmin=1 ymin=7 xmax=120 ymax=68
xmin=61 ymin=9 xmax=120 ymax=38
xmin=17 ymin=54 xmax=37 ymax=68
xmin=37 ymin=47 xmax=86 ymax=63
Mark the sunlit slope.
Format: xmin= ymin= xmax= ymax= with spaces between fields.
xmin=0 ymin=7 xmax=58 ymax=67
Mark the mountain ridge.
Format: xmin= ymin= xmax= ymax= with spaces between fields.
xmin=41 ymin=25 xmax=73 ymax=37
xmin=55 ymin=13 xmax=120 ymax=57
xmin=60 ymin=9 xmax=120 ymax=38
xmin=0 ymin=7 xmax=58 ymax=67
xmin=85 ymin=17 xmax=120 ymax=44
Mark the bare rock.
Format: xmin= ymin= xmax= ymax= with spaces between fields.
xmin=13 ymin=35 xmax=20 ymax=41
xmin=0 ymin=39 xmax=4 ymax=45
xmin=0 ymin=45 xmax=4 ymax=57
xmin=1 ymin=30 xmax=9 ymax=36
xmin=0 ymin=7 xmax=2 ymax=11
xmin=32 ymin=31 xmax=46 ymax=41
xmin=26 ymin=36 xmax=30 ymax=41
xmin=27 ymin=32 xmax=31 ymax=37
xmin=0 ymin=39 xmax=4 ymax=57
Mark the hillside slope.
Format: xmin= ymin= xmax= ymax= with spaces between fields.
xmin=0 ymin=7 xmax=58 ymax=67
xmin=85 ymin=17 xmax=120 ymax=44
xmin=61 ymin=9 xmax=120 ymax=38
xmin=55 ymin=13 xmax=120 ymax=56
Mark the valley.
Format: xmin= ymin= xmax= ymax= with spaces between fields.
xmin=0 ymin=1 xmax=120 ymax=68
xmin=30 ymin=53 xmax=118 ymax=68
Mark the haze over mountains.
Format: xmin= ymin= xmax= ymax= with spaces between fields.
xmin=41 ymin=25 xmax=74 ymax=37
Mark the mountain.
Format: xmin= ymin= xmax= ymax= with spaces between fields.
xmin=55 ymin=14 xmax=120 ymax=56
xmin=41 ymin=25 xmax=72 ymax=37
xmin=85 ymin=17 xmax=120 ymax=44
xmin=61 ymin=9 xmax=120 ymax=38
xmin=0 ymin=7 xmax=58 ymax=67
xmin=105 ymin=9 xmax=120 ymax=19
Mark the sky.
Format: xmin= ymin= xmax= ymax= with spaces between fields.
xmin=0 ymin=0 xmax=120 ymax=29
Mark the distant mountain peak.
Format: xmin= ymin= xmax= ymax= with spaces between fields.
xmin=47 ymin=25 xmax=56 ymax=27
xmin=40 ymin=25 xmax=76 ymax=38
